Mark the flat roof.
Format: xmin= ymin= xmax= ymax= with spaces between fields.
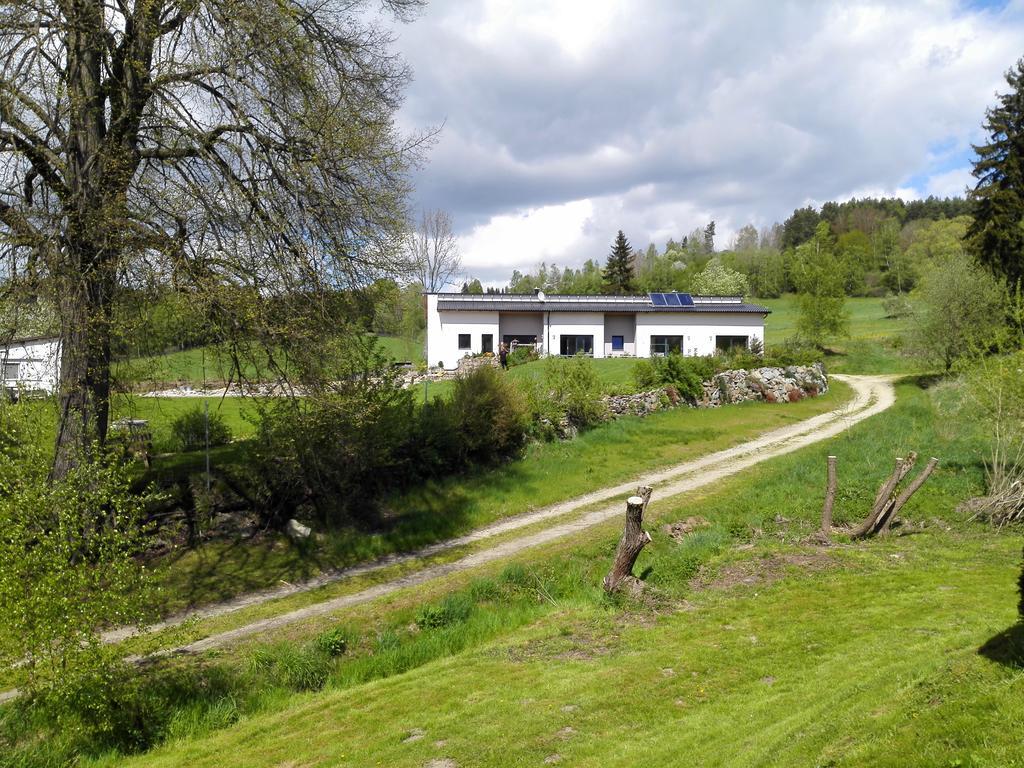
xmin=434 ymin=293 xmax=770 ymax=315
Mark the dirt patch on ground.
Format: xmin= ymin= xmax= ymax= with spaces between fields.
xmin=689 ymin=551 xmax=834 ymax=592
xmin=661 ymin=516 xmax=710 ymax=541
xmin=503 ymin=623 xmax=619 ymax=663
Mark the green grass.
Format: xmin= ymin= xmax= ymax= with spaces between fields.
xmin=145 ymin=382 xmax=848 ymax=614
xmin=71 ymin=378 xmax=1024 ymax=768
xmin=762 ymin=295 xmax=920 ymax=374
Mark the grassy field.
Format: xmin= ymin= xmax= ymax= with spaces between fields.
xmin=149 ymin=382 xmax=850 ymax=614
xmin=761 ymin=295 xmax=918 ymax=375
xmin=72 ymin=378 xmax=1024 ymax=768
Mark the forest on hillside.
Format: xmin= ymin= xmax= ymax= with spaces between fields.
xmin=462 ymin=195 xmax=974 ymax=299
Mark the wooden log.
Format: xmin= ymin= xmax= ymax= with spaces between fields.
xmin=878 ymin=457 xmax=939 ymax=532
xmin=821 ymin=455 xmax=837 ymax=533
xmin=603 ymin=486 xmax=653 ymax=594
xmin=852 ymin=453 xmax=918 ymax=539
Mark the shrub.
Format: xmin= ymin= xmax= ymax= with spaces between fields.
xmin=249 ymin=340 xmax=416 ymax=528
xmin=632 ymin=353 xmax=713 ymax=401
xmin=883 ymin=294 xmax=913 ymax=319
xmin=315 ymin=627 xmax=351 ymax=657
xmin=447 ymin=365 xmax=530 ymax=464
xmin=0 ymin=444 xmax=154 ymax=736
xmin=170 ymin=406 xmax=232 ymax=452
xmin=764 ymin=337 xmax=820 ymax=367
xmin=507 ymin=346 xmax=538 ymax=367
xmin=415 ymin=593 xmax=473 ymax=630
xmin=544 ymin=354 xmax=606 ymax=428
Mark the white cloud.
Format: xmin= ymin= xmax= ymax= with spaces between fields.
xmin=394 ymin=0 xmax=1024 ymax=283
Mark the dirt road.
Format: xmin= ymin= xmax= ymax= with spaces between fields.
xmin=159 ymin=374 xmax=895 ymax=654
xmin=0 ymin=375 xmax=895 ymax=704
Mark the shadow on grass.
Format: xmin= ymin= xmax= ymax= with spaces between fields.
xmin=978 ymin=622 xmax=1024 ymax=668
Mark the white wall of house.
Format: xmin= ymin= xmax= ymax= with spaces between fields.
xmin=426 ymin=295 xmax=500 ymax=368
xmin=635 ymin=313 xmax=764 ymax=357
xmin=547 ymin=312 xmax=605 ymax=359
xmin=1 ymin=337 xmax=60 ymax=393
xmin=603 ymin=314 xmax=636 ymax=356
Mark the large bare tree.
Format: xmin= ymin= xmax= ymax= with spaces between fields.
xmin=0 ymin=0 xmax=423 ymax=476
xmin=407 ymin=207 xmax=460 ymax=292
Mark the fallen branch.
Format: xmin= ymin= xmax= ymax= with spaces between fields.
xmin=603 ymin=486 xmax=653 ymax=594
xmin=851 ymin=452 xmax=939 ymax=539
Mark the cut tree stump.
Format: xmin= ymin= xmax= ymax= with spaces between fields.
xmin=821 ymin=455 xmax=837 ymax=533
xmin=603 ymin=486 xmax=653 ymax=594
xmin=851 ymin=452 xmax=938 ymax=539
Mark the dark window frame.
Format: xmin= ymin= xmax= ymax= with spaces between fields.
xmin=481 ymin=334 xmax=493 ymax=354
xmin=559 ymin=335 xmax=594 ymax=356
xmin=650 ymin=335 xmax=685 ymax=356
xmin=611 ymin=335 xmax=624 ymax=351
xmin=457 ymin=333 xmax=471 ymax=350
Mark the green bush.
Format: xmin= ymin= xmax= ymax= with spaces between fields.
xmin=248 ymin=643 xmax=330 ymax=692
xmin=415 ymin=593 xmax=474 ymax=630
xmin=249 ymin=340 xmax=416 ymax=528
xmin=507 ymin=346 xmax=538 ymax=367
xmin=170 ymin=406 xmax=232 ymax=452
xmin=544 ymin=354 xmax=606 ymax=428
xmin=447 ymin=365 xmax=530 ymax=464
xmin=631 ymin=353 xmax=713 ymax=401
xmin=764 ymin=337 xmax=820 ymax=367
xmin=315 ymin=627 xmax=351 ymax=657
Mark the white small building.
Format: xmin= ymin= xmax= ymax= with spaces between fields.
xmin=426 ymin=292 xmax=769 ymax=369
xmin=1 ymin=335 xmax=61 ymax=395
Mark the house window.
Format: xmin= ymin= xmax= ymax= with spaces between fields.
xmin=481 ymin=334 xmax=493 ymax=354
xmin=650 ymin=336 xmax=684 ymax=356
xmin=611 ymin=335 xmax=624 ymax=351
xmin=715 ymin=335 xmax=749 ymax=353
xmin=458 ymin=333 xmax=471 ymax=350
xmin=559 ymin=335 xmax=593 ymax=356
xmin=2 ymin=362 xmax=18 ymax=380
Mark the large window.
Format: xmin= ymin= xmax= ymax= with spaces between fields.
xmin=715 ymin=335 xmax=749 ymax=353
xmin=458 ymin=333 xmax=471 ymax=350
xmin=611 ymin=335 xmax=624 ymax=351
xmin=559 ymin=335 xmax=594 ymax=356
xmin=650 ymin=336 xmax=684 ymax=356
xmin=481 ymin=334 xmax=493 ymax=354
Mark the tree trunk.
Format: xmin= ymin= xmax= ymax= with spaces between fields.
xmin=821 ymin=455 xmax=837 ymax=533
xmin=851 ymin=453 xmax=917 ymax=539
xmin=51 ymin=264 xmax=114 ymax=480
xmin=603 ymin=486 xmax=653 ymax=594
xmin=880 ymin=457 xmax=939 ymax=532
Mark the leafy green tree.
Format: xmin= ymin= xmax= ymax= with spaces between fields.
xmin=968 ymin=57 xmax=1024 ymax=287
xmin=0 ymin=404 xmax=152 ymax=705
xmin=733 ymin=224 xmax=759 ymax=251
xmin=782 ymin=206 xmax=821 ymax=249
xmin=791 ymin=222 xmax=849 ymax=347
xmin=909 ymin=250 xmax=1007 ymax=371
xmin=0 ymin=0 xmax=420 ymax=478
xmin=691 ymin=258 xmax=748 ymax=296
xmin=463 ymin=279 xmax=484 ymax=294
xmin=602 ymin=230 xmax=636 ymax=294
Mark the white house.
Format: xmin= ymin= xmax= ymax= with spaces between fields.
xmin=426 ymin=291 xmax=769 ymax=369
xmin=1 ymin=336 xmax=61 ymax=395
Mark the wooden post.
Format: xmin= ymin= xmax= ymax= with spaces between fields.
xmin=851 ymin=453 xmax=917 ymax=539
xmin=603 ymin=486 xmax=653 ymax=594
xmin=821 ymin=455 xmax=837 ymax=533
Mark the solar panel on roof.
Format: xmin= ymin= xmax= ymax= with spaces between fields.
xmin=665 ymin=292 xmax=682 ymax=306
xmin=678 ymin=293 xmax=694 ymax=306
xmin=650 ymin=292 xmax=667 ymax=306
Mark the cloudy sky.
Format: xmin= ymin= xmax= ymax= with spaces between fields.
xmin=389 ymin=0 xmax=1024 ymax=286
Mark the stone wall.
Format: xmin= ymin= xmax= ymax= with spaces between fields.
xmin=600 ymin=363 xmax=828 ymax=418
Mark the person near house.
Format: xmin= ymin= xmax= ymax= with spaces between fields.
xmin=498 ymin=341 xmax=509 ymax=370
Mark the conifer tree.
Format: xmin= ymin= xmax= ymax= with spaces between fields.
xmin=602 ymin=230 xmax=636 ymax=293
xmin=968 ymin=57 xmax=1024 ymax=287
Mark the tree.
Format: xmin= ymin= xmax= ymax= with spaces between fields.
xmin=463 ymin=278 xmax=484 ymax=294
xmin=691 ymin=258 xmax=748 ymax=296
xmin=792 ymin=222 xmax=849 ymax=347
xmin=703 ymin=221 xmax=716 ymax=254
xmin=968 ymin=57 xmax=1024 ymax=287
xmin=782 ymin=206 xmax=821 ymax=249
xmin=603 ymin=230 xmax=635 ymax=293
xmin=0 ymin=0 xmax=422 ymax=477
xmin=409 ymin=209 xmax=462 ymax=293
xmin=909 ymin=250 xmax=1007 ymax=371
xmin=734 ymin=224 xmax=759 ymax=252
